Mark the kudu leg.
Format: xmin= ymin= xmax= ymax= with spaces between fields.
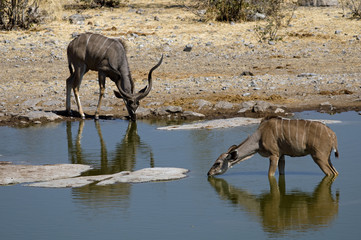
xmin=268 ymin=155 xmax=279 ymax=177
xmin=72 ymin=66 xmax=87 ymax=119
xmin=66 ymin=74 xmax=75 ymax=115
xmin=278 ymin=155 xmax=285 ymax=175
xmin=328 ymin=157 xmax=339 ymax=175
xmin=95 ymin=72 xmax=106 ymax=120
xmin=312 ymin=155 xmax=338 ymax=176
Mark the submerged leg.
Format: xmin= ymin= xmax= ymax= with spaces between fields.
xmin=312 ymin=155 xmax=338 ymax=176
xmin=278 ymin=155 xmax=285 ymax=175
xmin=268 ymin=155 xmax=279 ymax=177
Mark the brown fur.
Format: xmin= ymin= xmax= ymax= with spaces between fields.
xmin=208 ymin=118 xmax=339 ymax=177
xmin=258 ymin=117 xmax=339 ymax=176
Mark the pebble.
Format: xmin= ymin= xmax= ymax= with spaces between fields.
xmin=183 ymin=44 xmax=193 ymax=52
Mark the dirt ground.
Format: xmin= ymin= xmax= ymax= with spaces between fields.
xmin=0 ymin=0 xmax=361 ymax=126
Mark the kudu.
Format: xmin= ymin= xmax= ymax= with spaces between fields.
xmin=208 ymin=116 xmax=339 ymax=177
xmin=66 ymin=32 xmax=163 ymax=121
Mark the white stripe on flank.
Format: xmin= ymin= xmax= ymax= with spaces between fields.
xmin=288 ymin=119 xmax=291 ymax=143
xmin=95 ymin=37 xmax=109 ymax=58
xmin=99 ymin=40 xmax=115 ymax=61
xmin=319 ymin=123 xmax=324 ymax=146
xmin=312 ymin=122 xmax=319 ymax=147
xmin=301 ymin=120 xmax=308 ymax=148
xmin=85 ymin=33 xmax=93 ymax=49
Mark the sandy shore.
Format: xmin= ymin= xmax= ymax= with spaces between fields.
xmin=0 ymin=1 xmax=361 ymax=126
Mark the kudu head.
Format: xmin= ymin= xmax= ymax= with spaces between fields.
xmin=114 ymin=55 xmax=163 ymax=121
xmin=208 ymin=143 xmax=255 ymax=176
xmin=208 ymin=145 xmax=239 ymax=176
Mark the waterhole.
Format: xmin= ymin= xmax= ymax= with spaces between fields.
xmin=1 ymin=111 xmax=360 ymax=239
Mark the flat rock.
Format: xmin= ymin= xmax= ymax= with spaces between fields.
xmin=158 ymin=117 xmax=261 ymax=130
xmin=214 ymin=101 xmax=234 ymax=110
xmin=27 ymin=174 xmax=114 ymax=188
xmin=193 ymin=99 xmax=213 ymax=110
xmin=20 ymin=111 xmax=62 ymax=121
xmin=97 ymin=167 xmax=189 ymax=185
xmin=253 ymin=101 xmax=273 ymax=112
xmin=0 ymin=164 xmax=91 ymax=185
xmin=27 ymin=167 xmax=189 ymax=188
xmin=136 ymin=107 xmax=152 ymax=118
xmin=157 ymin=117 xmax=342 ymax=130
xmin=181 ymin=111 xmax=205 ymax=118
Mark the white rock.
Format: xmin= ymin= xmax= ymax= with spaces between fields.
xmin=157 ymin=117 xmax=341 ymax=130
xmin=0 ymin=164 xmax=91 ymax=185
xmin=97 ymin=168 xmax=189 ymax=185
xmin=24 ymin=168 xmax=189 ymax=188
xmin=158 ymin=117 xmax=261 ymax=130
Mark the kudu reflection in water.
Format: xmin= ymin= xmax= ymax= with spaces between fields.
xmin=208 ymin=176 xmax=339 ymax=236
xmin=66 ymin=120 xmax=154 ymax=175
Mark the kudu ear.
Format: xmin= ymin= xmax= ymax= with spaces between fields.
xmin=229 ymin=150 xmax=238 ymax=160
xmin=228 ymin=145 xmax=238 ymax=153
xmin=138 ymin=86 xmax=148 ymax=94
xmin=114 ymin=90 xmax=123 ymax=99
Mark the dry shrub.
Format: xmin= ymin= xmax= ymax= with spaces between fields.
xmin=78 ymin=0 xmax=128 ymax=8
xmin=341 ymin=0 xmax=361 ymax=18
xmin=253 ymin=0 xmax=297 ymax=42
xmin=0 ymin=0 xmax=41 ymax=29
xmin=0 ymin=0 xmax=68 ymax=29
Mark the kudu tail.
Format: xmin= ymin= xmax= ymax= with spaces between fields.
xmin=68 ymin=61 xmax=74 ymax=75
xmin=334 ymin=147 xmax=339 ymax=158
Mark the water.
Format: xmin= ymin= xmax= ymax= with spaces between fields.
xmin=1 ymin=111 xmax=361 ymax=240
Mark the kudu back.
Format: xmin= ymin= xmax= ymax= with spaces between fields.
xmin=66 ymin=32 xmax=163 ymax=121
xmin=208 ymin=117 xmax=339 ymax=177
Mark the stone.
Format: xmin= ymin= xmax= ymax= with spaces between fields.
xmin=164 ymin=106 xmax=183 ymax=113
xmin=0 ymin=164 xmax=91 ymax=185
xmin=240 ymin=71 xmax=254 ymax=76
xmin=158 ymin=117 xmax=341 ymax=131
xmin=27 ymin=168 xmax=189 ymax=187
xmin=253 ymin=12 xmax=266 ymax=20
xmin=181 ymin=111 xmax=205 ymax=118
xmin=297 ymin=73 xmax=317 ymax=78
xmin=22 ymin=99 xmax=41 ymax=108
xmin=136 ymin=107 xmax=152 ymax=118
xmin=68 ymin=14 xmax=85 ymax=24
xmin=240 ymin=101 xmax=255 ymax=109
xmin=214 ymin=101 xmax=234 ymax=110
xmin=183 ymin=44 xmax=193 ymax=52
xmin=158 ymin=117 xmax=261 ymax=130
xmin=20 ymin=111 xmax=62 ymax=121
xmin=97 ymin=168 xmax=189 ymax=185
xmin=274 ymin=108 xmax=285 ymax=113
xmin=253 ymin=101 xmax=272 ymax=113
xmin=193 ymin=99 xmax=213 ymax=110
